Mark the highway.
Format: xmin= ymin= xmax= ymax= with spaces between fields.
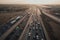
xmin=0 ymin=6 xmax=60 ymax=40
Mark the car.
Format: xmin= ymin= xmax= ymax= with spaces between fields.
xmin=10 ymin=20 xmax=16 ymax=24
xmin=36 ymin=35 xmax=39 ymax=40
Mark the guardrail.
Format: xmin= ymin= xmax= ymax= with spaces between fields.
xmin=18 ymin=15 xmax=32 ymax=40
xmin=41 ymin=9 xmax=60 ymax=23
xmin=36 ymin=12 xmax=51 ymax=40
xmin=0 ymin=15 xmax=27 ymax=40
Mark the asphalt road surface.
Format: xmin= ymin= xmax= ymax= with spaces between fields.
xmin=0 ymin=6 xmax=60 ymax=40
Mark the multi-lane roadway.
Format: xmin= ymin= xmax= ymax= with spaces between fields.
xmin=0 ymin=6 xmax=60 ymax=40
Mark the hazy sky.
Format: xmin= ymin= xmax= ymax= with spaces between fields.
xmin=0 ymin=0 xmax=60 ymax=4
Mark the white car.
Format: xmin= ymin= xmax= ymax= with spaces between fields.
xmin=16 ymin=16 xmax=21 ymax=20
xmin=10 ymin=20 xmax=16 ymax=24
xmin=36 ymin=35 xmax=39 ymax=39
xmin=28 ymin=32 xmax=31 ymax=37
